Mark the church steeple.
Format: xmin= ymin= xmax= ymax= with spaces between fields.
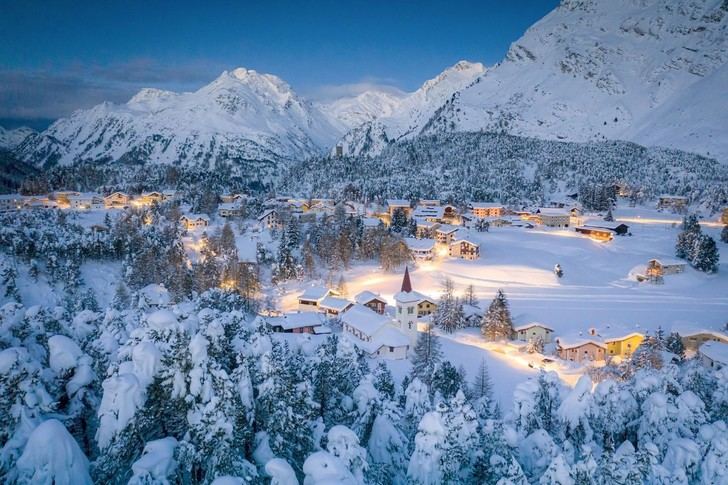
xmin=401 ymin=266 xmax=412 ymax=293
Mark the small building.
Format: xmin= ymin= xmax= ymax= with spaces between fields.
xmin=386 ymin=199 xmax=411 ymax=217
xmin=698 ymin=341 xmax=728 ymax=370
xmin=140 ymin=191 xmax=164 ymax=205
xmin=24 ymin=197 xmax=57 ymax=210
xmin=470 ymin=202 xmax=504 ymax=218
xmin=556 ymin=337 xmax=607 ymax=363
xmin=412 ymin=205 xmax=445 ymax=223
xmin=414 ymin=218 xmax=439 ymax=239
xmin=220 ymin=193 xmax=245 ymax=204
xmin=218 ymin=202 xmax=243 ymax=218
xmin=575 ymin=226 xmax=614 ymax=242
xmin=513 ymin=323 xmax=554 ymax=344
xmin=258 ymin=209 xmax=282 ymax=230
xmin=657 ymin=195 xmax=688 ymax=211
xmin=537 ymin=208 xmax=571 ymax=228
xmin=583 ymin=222 xmax=630 ymax=236
xmin=462 ymin=304 xmax=483 ymax=326
xmin=0 ymin=194 xmax=25 ymax=211
xmin=680 ymin=330 xmax=728 ymax=352
xmin=341 ymin=304 xmax=410 ymax=360
xmin=355 ymin=290 xmax=388 ymax=315
xmin=180 ymin=214 xmax=210 ymax=231
xmin=266 ymin=312 xmax=328 ymax=334
xmin=162 ymin=189 xmax=179 ymax=202
xmin=645 ymin=258 xmax=686 ymax=278
xmin=435 ymin=225 xmax=459 ymax=245
xmin=604 ymin=332 xmax=644 ymax=359
xmin=318 ymin=295 xmax=353 ymax=318
xmin=104 ymin=191 xmax=131 ymax=208
xmin=405 ymin=237 xmax=435 ymax=261
xmin=449 ymin=236 xmax=480 ymax=260
xmin=68 ymin=192 xmax=104 ymax=210
xmin=297 ymin=286 xmax=338 ymax=311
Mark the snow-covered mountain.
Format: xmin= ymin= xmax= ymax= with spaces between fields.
xmin=317 ymin=90 xmax=405 ymax=130
xmin=334 ymin=61 xmax=486 ymax=156
xmin=15 ymin=68 xmax=344 ymax=168
xmin=420 ymin=0 xmax=728 ymax=162
xmin=0 ymin=126 xmax=35 ymax=150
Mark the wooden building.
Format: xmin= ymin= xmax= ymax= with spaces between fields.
xmin=645 ymin=258 xmax=686 ymax=278
xmin=575 ymin=226 xmax=614 ymax=241
xmin=355 ymin=291 xmax=387 ymax=315
xmin=449 ymin=237 xmax=480 ymax=260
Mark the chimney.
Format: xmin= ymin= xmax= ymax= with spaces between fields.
xmin=401 ymin=266 xmax=413 ymax=293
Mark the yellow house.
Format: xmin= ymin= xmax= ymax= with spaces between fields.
xmin=604 ymin=332 xmax=644 ymax=358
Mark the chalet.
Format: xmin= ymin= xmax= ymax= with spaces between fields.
xmin=657 ymin=195 xmax=688 ymax=211
xmin=449 ymin=235 xmax=480 ymax=260
xmin=698 ymin=341 xmax=728 ymax=370
xmin=722 ymin=208 xmax=728 ymax=225
xmin=603 ymin=332 xmax=644 ymax=359
xmin=645 ymin=258 xmax=686 ymax=278
xmin=680 ymin=330 xmax=728 ymax=352
xmin=341 ymin=304 xmax=410 ymax=359
xmin=582 ymin=222 xmax=629 ymax=236
xmin=218 ymin=202 xmax=244 ymax=218
xmin=405 ymin=237 xmax=435 ymax=261
xmin=470 ymin=202 xmax=504 ymax=218
xmin=513 ymin=323 xmax=554 ymax=344
xmin=266 ymin=312 xmax=329 ymax=334
xmin=412 ymin=205 xmax=445 ymax=223
xmin=386 ymin=199 xmax=412 ymax=217
xmin=180 ymin=214 xmax=210 ymax=231
xmin=435 ymin=225 xmax=459 ymax=245
xmin=220 ymin=193 xmax=245 ymax=204
xmin=104 ymin=191 xmax=131 ymax=208
xmin=297 ymin=286 xmax=339 ymax=311
xmin=575 ymin=226 xmax=614 ymax=242
xmin=68 ymin=193 xmax=104 ymax=210
xmin=0 ymin=194 xmax=25 ymax=211
xmin=462 ymin=304 xmax=484 ymax=326
xmin=140 ymin=191 xmax=164 ymax=205
xmin=536 ymin=208 xmax=571 ymax=228
xmin=414 ymin=219 xmax=439 ymax=239
xmin=556 ymin=337 xmax=607 ymax=363
xmin=355 ymin=290 xmax=387 ymax=315
xmin=318 ymin=295 xmax=353 ymax=318
xmin=258 ymin=209 xmax=282 ymax=230
xmin=162 ymin=190 xmax=179 ymax=202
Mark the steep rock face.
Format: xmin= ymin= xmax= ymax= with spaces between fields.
xmin=15 ymin=68 xmax=344 ymax=169
xmin=423 ymin=0 xmax=728 ymax=161
xmin=0 ymin=126 xmax=35 ymax=150
xmin=334 ymin=61 xmax=486 ymax=156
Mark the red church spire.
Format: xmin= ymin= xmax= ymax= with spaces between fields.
xmin=401 ymin=266 xmax=412 ymax=293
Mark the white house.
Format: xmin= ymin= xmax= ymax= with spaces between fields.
xmin=180 ymin=214 xmax=210 ymax=231
xmin=698 ymin=341 xmax=728 ymax=370
xmin=162 ymin=189 xmax=179 ymax=202
xmin=513 ymin=323 xmax=554 ymax=344
xmin=405 ymin=237 xmax=435 ymax=261
xmin=218 ymin=202 xmax=244 ymax=218
xmin=68 ymin=192 xmax=104 ymax=210
xmin=412 ymin=205 xmax=445 ymax=223
xmin=266 ymin=312 xmax=330 ymax=334
xmin=341 ymin=304 xmax=410 ymax=359
xmin=435 ymin=225 xmax=459 ymax=245
xmin=258 ymin=209 xmax=282 ymax=230
xmin=104 ymin=191 xmax=131 ymax=208
xmin=537 ymin=208 xmax=571 ymax=227
xmin=318 ymin=295 xmax=353 ymax=318
xmin=297 ymin=286 xmax=338 ymax=311
xmin=0 ymin=194 xmax=25 ymax=211
xmin=355 ymin=290 xmax=387 ymax=314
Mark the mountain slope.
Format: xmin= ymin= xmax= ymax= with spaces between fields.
xmin=422 ymin=0 xmax=728 ymax=162
xmin=15 ymin=68 xmax=343 ymax=168
xmin=335 ymin=61 xmax=486 ymax=156
xmin=317 ymin=90 xmax=405 ymax=130
xmin=0 ymin=126 xmax=35 ymax=150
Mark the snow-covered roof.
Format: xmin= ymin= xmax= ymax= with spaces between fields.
xmin=435 ymin=224 xmax=459 ymax=234
xmin=343 ymin=323 xmax=409 ymax=354
xmin=298 ymin=286 xmax=332 ymax=302
xmin=405 ymin=237 xmax=435 ymax=251
xmin=513 ymin=322 xmax=554 ymax=332
xmin=601 ymin=331 xmax=644 ymax=343
xmin=341 ymin=304 xmax=391 ymax=336
xmin=386 ymin=199 xmax=410 ymax=207
xmin=140 ymin=284 xmax=171 ymax=306
xmin=649 ymin=258 xmax=686 ymax=267
xmin=67 ymin=192 xmax=101 ymax=200
xmin=318 ymin=296 xmax=353 ymax=312
xmin=414 ymin=218 xmax=439 ymax=229
xmin=394 ymin=290 xmax=434 ymax=305
xmin=258 ymin=208 xmax=278 ymax=220
xmin=412 ymin=205 xmax=445 ymax=218
xmin=462 ymin=304 xmax=483 ymax=319
xmin=575 ymin=226 xmax=614 ymax=233
xmin=583 ymin=222 xmax=628 ymax=230
xmin=658 ymin=194 xmax=688 ymax=200
xmin=162 ymin=189 xmax=177 ymax=195
xmin=181 ymin=213 xmax=210 ymax=222
xmin=451 ymin=230 xmax=479 ymax=246
xmin=267 ymin=312 xmax=324 ymax=331
xmin=355 ymin=290 xmax=385 ymax=305
xmin=471 ymin=202 xmax=503 ymax=209
xmin=556 ymin=336 xmax=606 ymax=349
xmin=699 ymin=341 xmax=728 ymax=365
xmin=362 ymin=217 xmax=382 ymax=227
xmin=538 ymin=208 xmax=570 ymax=216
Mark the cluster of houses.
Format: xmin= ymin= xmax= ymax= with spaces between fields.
xmin=0 ymin=190 xmax=180 ymax=212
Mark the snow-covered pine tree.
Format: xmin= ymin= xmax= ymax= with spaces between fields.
xmin=721 ymin=225 xmax=728 ymax=244
xmin=481 ymin=289 xmax=513 ymax=341
xmin=431 ymin=360 xmax=465 ymax=401
xmin=407 ymin=411 xmax=447 ymax=485
xmin=440 ymin=390 xmax=479 ymax=482
xmin=372 ymin=361 xmax=396 ymax=401
xmin=411 ymin=324 xmax=442 ymax=389
xmin=471 ymin=358 xmax=495 ymax=421
xmin=691 ymin=234 xmax=719 ymax=273
xmin=665 ymin=332 xmax=685 ymax=360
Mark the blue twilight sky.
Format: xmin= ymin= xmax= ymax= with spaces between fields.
xmin=0 ymin=0 xmax=558 ymax=128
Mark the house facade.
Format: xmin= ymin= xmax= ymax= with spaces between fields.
xmin=104 ymin=191 xmax=131 ymax=208
xmin=645 ymin=259 xmax=686 ymax=278
xmin=68 ymin=193 xmax=104 ymax=209
xmin=341 ymin=305 xmax=410 ymax=360
xmin=449 ymin=238 xmax=480 ymax=260
xmin=355 ymin=291 xmax=387 ymax=315
xmin=258 ymin=209 xmax=282 ymax=230
xmin=180 ymin=214 xmax=210 ymax=230
xmin=297 ymin=286 xmax=338 ymax=311
xmin=657 ymin=195 xmax=688 ymax=211
xmin=405 ymin=238 xmax=435 ymax=261
xmin=556 ymin=338 xmax=607 ymax=363
xmin=575 ymin=226 xmax=614 ymax=241
xmin=681 ymin=331 xmax=728 ymax=352
xmin=470 ymin=203 xmax=504 ymax=218
xmin=387 ymin=199 xmax=412 ymax=217
xmin=513 ymin=323 xmax=554 ymax=344
xmin=537 ymin=208 xmax=571 ymax=228
xmin=218 ymin=202 xmax=244 ymax=218
xmin=266 ymin=312 xmax=327 ymax=334
xmin=0 ymin=194 xmax=25 ymax=211
xmin=604 ymin=332 xmax=644 ymax=359
xmin=435 ymin=225 xmax=459 ymax=245
xmin=698 ymin=342 xmax=728 ymax=370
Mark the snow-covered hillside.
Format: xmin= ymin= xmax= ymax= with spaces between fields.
xmin=422 ymin=0 xmax=728 ymax=162
xmin=318 ymin=90 xmax=405 ymax=130
xmin=335 ymin=61 xmax=486 ymax=156
xmin=336 ymin=0 xmax=728 ymax=161
xmin=0 ymin=126 xmax=35 ymax=150
xmin=15 ymin=68 xmax=344 ymax=168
